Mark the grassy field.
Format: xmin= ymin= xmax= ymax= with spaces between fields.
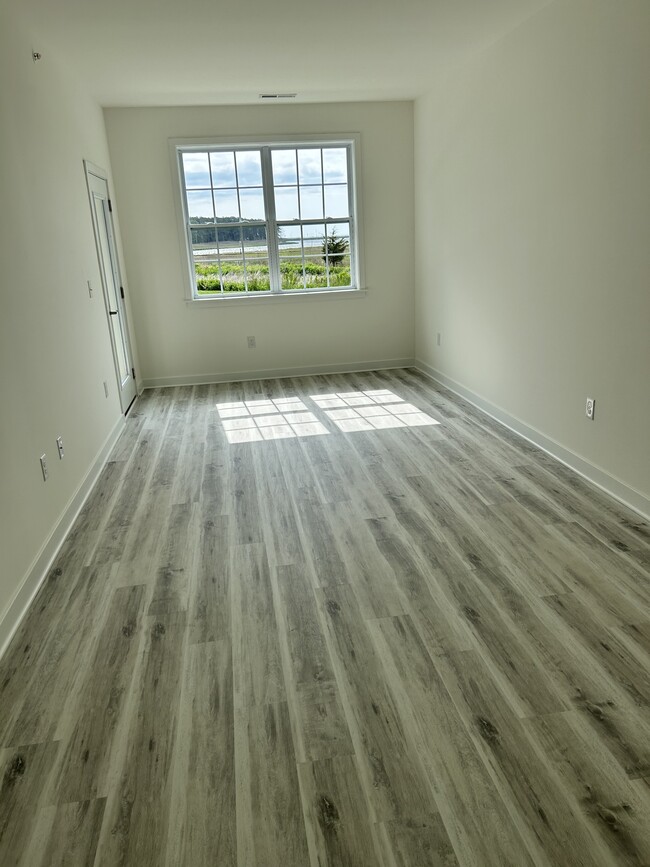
xmin=195 ymin=249 xmax=351 ymax=293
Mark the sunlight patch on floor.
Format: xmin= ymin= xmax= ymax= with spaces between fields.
xmin=312 ymin=390 xmax=440 ymax=433
xmin=216 ymin=390 xmax=439 ymax=443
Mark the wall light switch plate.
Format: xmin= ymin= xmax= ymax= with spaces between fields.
xmin=56 ymin=436 xmax=65 ymax=459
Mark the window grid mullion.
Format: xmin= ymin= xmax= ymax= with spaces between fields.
xmin=207 ymin=153 xmax=225 ymax=293
xmin=320 ymin=149 xmax=327 ymax=289
xmin=325 ymin=225 xmax=330 ymax=288
xmin=214 ymin=226 xmax=225 ymax=295
xmin=300 ymin=227 xmax=306 ymax=291
xmin=295 ymin=150 xmax=302 ymax=224
xmin=232 ymin=156 xmax=248 ymax=292
xmin=261 ymin=147 xmax=281 ymax=293
xmin=298 ymin=147 xmax=306 ymax=290
xmin=320 ymin=149 xmax=326 ymax=220
xmin=347 ymin=147 xmax=356 ymax=288
xmin=276 ymin=217 xmax=349 ymax=227
xmin=206 ymin=153 xmax=217 ymax=224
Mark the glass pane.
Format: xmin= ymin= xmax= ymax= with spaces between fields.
xmin=190 ymin=225 xmax=217 ymax=246
xmin=186 ymin=190 xmax=214 ymax=221
xmin=298 ymin=149 xmax=322 ymax=184
xmin=327 ymin=221 xmax=349 ymax=243
xmin=243 ymin=224 xmax=267 ymax=244
xmin=277 ymin=224 xmax=301 ymax=252
xmin=210 ymin=151 xmax=236 ymax=188
xmin=324 ymin=184 xmax=349 ymax=218
xmin=196 ymin=265 xmax=222 ymax=294
xmin=302 ymin=222 xmax=325 ymax=244
xmin=243 ymin=226 xmax=268 ymax=267
xmin=324 ymin=224 xmax=349 ymax=260
xmin=274 ymin=186 xmax=299 ymax=221
xmin=323 ymin=148 xmax=348 ymax=183
xmin=191 ymin=225 xmax=219 ymax=272
xmin=219 ymin=258 xmax=246 ymax=292
xmin=325 ymin=223 xmax=351 ymax=287
xmin=214 ymin=189 xmax=240 ymax=220
xmin=280 ymin=257 xmax=305 ymax=290
xmin=239 ymin=188 xmax=265 ymax=220
xmin=299 ymin=185 xmax=323 ymax=220
xmin=218 ymin=224 xmax=242 ymax=253
xmin=182 ymin=152 xmax=211 ymax=188
xmin=245 ymin=258 xmax=271 ymax=292
xmin=328 ymin=262 xmax=351 ymax=287
xmin=304 ymin=249 xmax=328 ymax=288
xmin=236 ymin=151 xmax=263 ymax=187
xmin=272 ymin=149 xmax=297 ymax=185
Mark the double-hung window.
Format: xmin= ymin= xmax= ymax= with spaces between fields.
xmin=173 ymin=137 xmax=361 ymax=299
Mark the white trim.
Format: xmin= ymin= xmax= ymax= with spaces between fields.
xmin=169 ymin=133 xmax=364 ymax=301
xmin=415 ymin=360 xmax=650 ymax=520
xmin=0 ymin=415 xmax=126 ymax=662
xmin=186 ymin=287 xmax=366 ymax=307
xmin=141 ymin=358 xmax=415 ymax=389
xmin=83 ymin=160 xmax=137 ymax=414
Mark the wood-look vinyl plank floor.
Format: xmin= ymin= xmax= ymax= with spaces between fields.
xmin=1 ymin=369 xmax=649 ymax=866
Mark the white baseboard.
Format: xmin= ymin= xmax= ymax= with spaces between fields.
xmin=0 ymin=415 xmax=126 ymax=662
xmin=415 ymin=360 xmax=650 ymax=520
xmin=141 ymin=358 xmax=415 ymax=389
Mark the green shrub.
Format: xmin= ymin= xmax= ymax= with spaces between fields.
xmin=330 ymin=267 xmax=351 ymax=287
xmin=197 ymin=277 xmax=221 ymax=292
xmin=304 ymin=262 xmax=326 ymax=276
xmin=196 ymin=262 xmax=350 ymax=293
xmin=247 ymin=273 xmax=271 ymax=291
xmin=322 ymin=230 xmax=348 ymax=267
xmin=281 ymin=269 xmax=303 ymax=289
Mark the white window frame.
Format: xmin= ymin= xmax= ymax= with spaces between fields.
xmin=169 ymin=133 xmax=365 ymax=304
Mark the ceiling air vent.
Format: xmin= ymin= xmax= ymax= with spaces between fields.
xmin=259 ymin=93 xmax=297 ymax=100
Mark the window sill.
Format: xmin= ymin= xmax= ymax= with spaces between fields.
xmin=186 ymin=287 xmax=366 ymax=307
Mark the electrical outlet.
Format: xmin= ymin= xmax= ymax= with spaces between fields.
xmin=56 ymin=436 xmax=65 ymax=459
xmin=103 ymin=381 xmax=109 ymax=398
xmin=247 ymin=336 xmax=256 ymax=349
xmin=40 ymin=454 xmax=48 ymax=481
xmin=585 ymin=397 xmax=595 ymax=420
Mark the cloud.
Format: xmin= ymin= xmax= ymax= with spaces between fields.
xmin=235 ymin=151 xmax=263 ymax=187
xmin=182 ymin=152 xmax=210 ymax=188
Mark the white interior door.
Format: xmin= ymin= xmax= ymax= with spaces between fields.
xmin=84 ymin=161 xmax=137 ymax=414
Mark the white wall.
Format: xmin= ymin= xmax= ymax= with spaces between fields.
xmin=0 ymin=10 xmax=136 ymax=638
xmin=104 ymin=102 xmax=415 ymax=385
xmin=414 ymin=0 xmax=650 ymax=510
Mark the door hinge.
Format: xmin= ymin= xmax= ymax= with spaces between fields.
xmin=132 ymin=367 xmax=136 ymax=379
xmin=120 ymin=286 xmax=125 ymax=299
xmin=108 ymin=198 xmax=113 ymax=212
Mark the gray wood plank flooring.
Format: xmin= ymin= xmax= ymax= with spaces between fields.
xmin=1 ymin=368 xmax=649 ymax=866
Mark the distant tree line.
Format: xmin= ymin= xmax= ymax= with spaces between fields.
xmin=190 ymin=216 xmax=266 ymax=243
xmin=190 ymin=218 xmax=349 ymax=265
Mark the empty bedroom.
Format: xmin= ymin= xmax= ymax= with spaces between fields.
xmin=0 ymin=0 xmax=649 ymax=864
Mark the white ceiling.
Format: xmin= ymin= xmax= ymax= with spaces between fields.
xmin=21 ymin=0 xmax=553 ymax=107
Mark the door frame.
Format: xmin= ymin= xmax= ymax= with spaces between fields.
xmin=84 ymin=160 xmax=137 ymax=414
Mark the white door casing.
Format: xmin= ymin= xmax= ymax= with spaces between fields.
xmin=84 ymin=161 xmax=137 ymax=414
